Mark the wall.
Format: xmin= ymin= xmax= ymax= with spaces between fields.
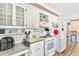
xmin=70 ymin=20 xmax=79 ymax=33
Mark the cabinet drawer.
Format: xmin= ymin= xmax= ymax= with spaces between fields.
xmin=30 ymin=41 xmax=44 ymax=48
xmin=30 ymin=40 xmax=44 ymax=56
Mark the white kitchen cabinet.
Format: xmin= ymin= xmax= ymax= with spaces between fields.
xmin=29 ymin=40 xmax=44 ymax=56
xmin=27 ymin=5 xmax=39 ymax=28
xmin=12 ymin=4 xmax=27 ymax=27
xmin=16 ymin=6 xmax=25 ymax=26
xmin=0 ymin=3 xmax=6 ymax=26
xmin=39 ymin=10 xmax=49 ymax=28
xmin=6 ymin=4 xmax=13 ymax=26
xmin=0 ymin=3 xmax=27 ymax=28
xmin=27 ymin=5 xmax=50 ymax=28
xmin=0 ymin=3 xmax=12 ymax=26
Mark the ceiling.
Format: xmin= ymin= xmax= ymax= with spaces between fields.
xmin=43 ymin=3 xmax=79 ymax=21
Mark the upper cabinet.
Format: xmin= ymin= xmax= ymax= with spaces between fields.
xmin=16 ymin=6 xmax=26 ymax=26
xmin=13 ymin=4 xmax=27 ymax=27
xmin=0 ymin=3 xmax=59 ymax=29
xmin=27 ymin=5 xmax=39 ymax=28
xmin=26 ymin=4 xmax=50 ymax=28
xmin=39 ymin=12 xmax=49 ymax=28
xmin=6 ymin=4 xmax=13 ymax=26
xmin=0 ymin=3 xmax=27 ymax=28
xmin=0 ymin=3 xmax=12 ymax=26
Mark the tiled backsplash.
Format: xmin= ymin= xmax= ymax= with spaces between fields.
xmin=0 ymin=28 xmax=46 ymax=43
xmin=10 ymin=34 xmax=25 ymax=44
xmin=0 ymin=29 xmax=25 ymax=44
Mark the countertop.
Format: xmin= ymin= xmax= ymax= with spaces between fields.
xmin=27 ymin=37 xmax=55 ymax=43
xmin=0 ymin=43 xmax=29 ymax=56
xmin=27 ymin=38 xmax=45 ymax=43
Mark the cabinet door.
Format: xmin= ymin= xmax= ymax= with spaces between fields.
xmin=27 ymin=5 xmax=39 ymax=28
xmin=16 ymin=6 xmax=25 ymax=26
xmin=6 ymin=3 xmax=13 ymax=26
xmin=0 ymin=3 xmax=13 ymax=26
xmin=0 ymin=3 xmax=6 ymax=25
xmin=39 ymin=10 xmax=49 ymax=28
xmin=30 ymin=41 xmax=44 ymax=56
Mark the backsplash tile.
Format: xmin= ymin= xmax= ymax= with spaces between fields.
xmin=0 ymin=29 xmax=25 ymax=43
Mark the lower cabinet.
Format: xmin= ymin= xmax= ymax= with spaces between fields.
xmin=29 ymin=40 xmax=44 ymax=56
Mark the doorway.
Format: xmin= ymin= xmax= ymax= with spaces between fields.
xmin=66 ymin=21 xmax=72 ymax=48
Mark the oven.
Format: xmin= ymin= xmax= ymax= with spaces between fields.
xmin=44 ymin=37 xmax=56 ymax=56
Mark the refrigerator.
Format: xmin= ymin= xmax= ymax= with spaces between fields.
xmin=49 ymin=15 xmax=67 ymax=53
xmin=56 ymin=21 xmax=67 ymax=53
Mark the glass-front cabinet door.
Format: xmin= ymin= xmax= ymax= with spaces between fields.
xmin=0 ymin=3 xmax=12 ymax=26
xmin=0 ymin=3 xmax=6 ymax=25
xmin=0 ymin=3 xmax=27 ymax=28
xmin=16 ymin=6 xmax=24 ymax=26
xmin=6 ymin=3 xmax=12 ymax=26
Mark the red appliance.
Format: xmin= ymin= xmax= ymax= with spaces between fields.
xmin=53 ymin=29 xmax=59 ymax=36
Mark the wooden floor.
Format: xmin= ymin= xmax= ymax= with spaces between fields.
xmin=71 ymin=45 xmax=79 ymax=56
xmin=54 ymin=42 xmax=79 ymax=56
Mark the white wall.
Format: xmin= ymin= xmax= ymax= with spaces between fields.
xmin=44 ymin=3 xmax=79 ymax=21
